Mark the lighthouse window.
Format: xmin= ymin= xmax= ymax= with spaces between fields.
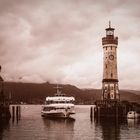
xmin=106 ymin=47 xmax=107 ymax=50
xmin=111 ymin=46 xmax=112 ymax=50
xmin=111 ymin=94 xmax=114 ymax=99
xmin=111 ymin=73 xmax=113 ymax=77
xmin=106 ymin=64 xmax=107 ymax=68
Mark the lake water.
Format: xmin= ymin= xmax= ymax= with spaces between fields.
xmin=0 ymin=105 xmax=140 ymax=140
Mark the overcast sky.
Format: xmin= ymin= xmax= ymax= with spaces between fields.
xmin=0 ymin=0 xmax=140 ymax=90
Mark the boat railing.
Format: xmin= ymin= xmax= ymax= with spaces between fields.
xmin=45 ymin=100 xmax=75 ymax=104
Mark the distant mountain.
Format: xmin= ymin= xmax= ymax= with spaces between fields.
xmin=3 ymin=82 xmax=140 ymax=104
xmin=124 ymin=90 xmax=140 ymax=95
xmin=120 ymin=90 xmax=140 ymax=102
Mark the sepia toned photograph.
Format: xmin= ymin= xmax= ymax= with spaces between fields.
xmin=0 ymin=0 xmax=140 ymax=140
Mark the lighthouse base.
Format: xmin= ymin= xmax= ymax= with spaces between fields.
xmin=94 ymin=100 xmax=140 ymax=119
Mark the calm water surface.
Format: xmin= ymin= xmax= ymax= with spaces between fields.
xmin=0 ymin=105 xmax=140 ymax=140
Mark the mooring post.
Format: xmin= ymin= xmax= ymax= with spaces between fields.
xmin=16 ymin=106 xmax=18 ymax=119
xmin=90 ymin=106 xmax=93 ymax=121
xmin=12 ymin=106 xmax=15 ymax=118
xmin=98 ymin=106 xmax=100 ymax=119
xmin=116 ymin=104 xmax=118 ymax=122
xmin=124 ymin=105 xmax=127 ymax=116
xmin=11 ymin=105 xmax=21 ymax=122
xmin=19 ymin=106 xmax=21 ymax=119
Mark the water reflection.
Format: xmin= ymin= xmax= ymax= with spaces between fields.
xmin=1 ymin=105 xmax=140 ymax=140
xmin=94 ymin=118 xmax=126 ymax=140
xmin=94 ymin=117 xmax=140 ymax=140
xmin=127 ymin=118 xmax=140 ymax=128
xmin=42 ymin=118 xmax=75 ymax=140
xmin=0 ymin=120 xmax=9 ymax=140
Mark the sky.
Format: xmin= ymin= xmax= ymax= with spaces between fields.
xmin=0 ymin=0 xmax=140 ymax=90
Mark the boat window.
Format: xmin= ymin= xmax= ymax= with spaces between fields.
xmin=46 ymin=100 xmax=75 ymax=104
xmin=43 ymin=107 xmax=56 ymax=111
xmin=46 ymin=101 xmax=53 ymax=104
xmin=56 ymin=107 xmax=66 ymax=109
xmin=59 ymin=101 xmax=65 ymax=103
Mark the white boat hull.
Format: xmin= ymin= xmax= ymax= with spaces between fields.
xmin=41 ymin=110 xmax=75 ymax=118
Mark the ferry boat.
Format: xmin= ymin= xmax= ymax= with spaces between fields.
xmin=127 ymin=111 xmax=140 ymax=119
xmin=41 ymin=86 xmax=75 ymax=118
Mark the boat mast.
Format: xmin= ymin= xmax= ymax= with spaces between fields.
xmin=54 ymin=85 xmax=62 ymax=94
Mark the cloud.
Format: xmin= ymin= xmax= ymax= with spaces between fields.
xmin=0 ymin=0 xmax=140 ymax=90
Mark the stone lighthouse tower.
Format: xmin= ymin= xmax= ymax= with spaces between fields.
xmin=102 ymin=22 xmax=120 ymax=101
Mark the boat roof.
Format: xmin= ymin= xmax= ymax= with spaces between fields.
xmin=43 ymin=103 xmax=75 ymax=107
xmin=46 ymin=96 xmax=75 ymax=101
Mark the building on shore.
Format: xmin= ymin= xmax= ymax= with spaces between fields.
xmin=0 ymin=65 xmax=11 ymax=120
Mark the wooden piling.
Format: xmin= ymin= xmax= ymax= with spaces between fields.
xmin=90 ymin=106 xmax=93 ymax=121
xmin=98 ymin=106 xmax=100 ymax=118
xmin=19 ymin=106 xmax=21 ymax=119
xmin=12 ymin=106 xmax=15 ymax=118
xmin=16 ymin=106 xmax=19 ymax=119
xmin=11 ymin=105 xmax=21 ymax=122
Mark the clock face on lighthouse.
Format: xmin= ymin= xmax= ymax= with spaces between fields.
xmin=109 ymin=54 xmax=114 ymax=60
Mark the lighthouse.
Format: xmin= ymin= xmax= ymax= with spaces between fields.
xmin=102 ymin=21 xmax=120 ymax=101
xmin=93 ymin=22 xmax=137 ymax=119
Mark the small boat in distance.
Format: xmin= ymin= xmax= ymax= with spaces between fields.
xmin=127 ymin=111 xmax=140 ymax=119
xmin=41 ymin=85 xmax=75 ymax=118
